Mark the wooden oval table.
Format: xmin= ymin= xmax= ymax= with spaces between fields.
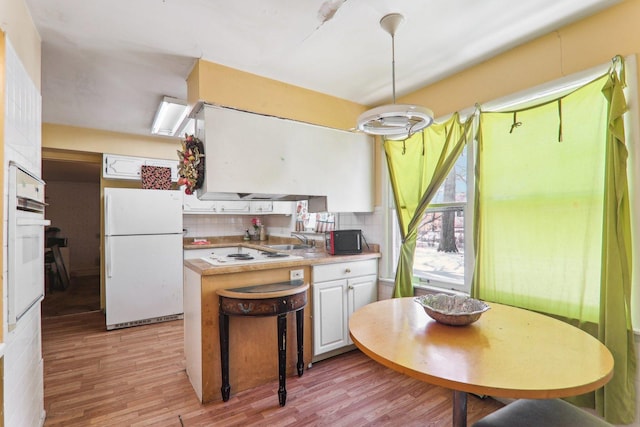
xmin=349 ymin=297 xmax=614 ymax=427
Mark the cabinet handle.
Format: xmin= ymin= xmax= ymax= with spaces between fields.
xmin=348 ymin=284 xmax=354 ymax=290
xmin=345 ymin=268 xmax=351 ymax=273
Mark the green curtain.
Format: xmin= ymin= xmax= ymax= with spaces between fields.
xmin=385 ymin=113 xmax=473 ymax=297
xmin=472 ymin=61 xmax=635 ymax=423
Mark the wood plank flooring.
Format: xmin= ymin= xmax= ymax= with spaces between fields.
xmin=42 ymin=311 xmax=504 ymax=427
xmin=42 ymin=274 xmax=101 ymax=318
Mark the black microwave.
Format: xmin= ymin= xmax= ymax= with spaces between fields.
xmin=325 ymin=230 xmax=363 ymax=255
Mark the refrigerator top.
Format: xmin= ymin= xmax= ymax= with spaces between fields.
xmin=104 ymin=188 xmax=183 ymax=236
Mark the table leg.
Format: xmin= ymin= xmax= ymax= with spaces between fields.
xmin=277 ymin=313 xmax=287 ymax=406
xmin=452 ymin=390 xmax=467 ymax=427
xmin=296 ymin=308 xmax=304 ymax=377
xmin=219 ymin=311 xmax=230 ymax=402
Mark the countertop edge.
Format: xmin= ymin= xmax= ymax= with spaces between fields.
xmin=184 ymin=251 xmax=381 ymax=276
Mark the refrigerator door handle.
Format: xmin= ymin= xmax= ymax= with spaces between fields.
xmin=106 ymin=236 xmax=113 ymax=278
xmin=105 ymin=192 xmax=111 ymax=235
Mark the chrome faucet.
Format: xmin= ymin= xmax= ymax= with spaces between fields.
xmin=291 ymin=232 xmax=313 ymax=247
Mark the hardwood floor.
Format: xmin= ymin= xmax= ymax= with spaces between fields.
xmin=42 ymin=311 xmax=504 ymax=427
xmin=42 ymin=274 xmax=101 ymax=318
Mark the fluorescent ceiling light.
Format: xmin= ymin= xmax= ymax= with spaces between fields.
xmin=151 ymin=96 xmax=189 ymax=136
xmin=357 ymin=13 xmax=433 ymax=139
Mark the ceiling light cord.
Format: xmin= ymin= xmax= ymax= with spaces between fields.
xmin=356 ymin=13 xmax=434 ymax=138
xmin=391 ymin=32 xmax=397 ymax=104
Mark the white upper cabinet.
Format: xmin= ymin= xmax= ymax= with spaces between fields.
xmin=183 ymin=193 xmax=218 ymax=214
xmin=183 ymin=196 xmax=294 ymax=215
xmin=250 ymin=201 xmax=273 ymax=213
xmin=198 ymin=105 xmax=374 ymax=212
xmin=103 ymin=154 xmax=179 ymax=181
xmin=216 ymin=200 xmax=251 ymax=214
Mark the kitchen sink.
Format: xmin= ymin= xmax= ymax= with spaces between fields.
xmin=264 ymin=244 xmax=313 ymax=250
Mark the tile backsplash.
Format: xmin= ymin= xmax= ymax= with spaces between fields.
xmin=183 ymin=206 xmax=384 ymax=248
xmin=183 ymin=214 xmax=296 ymax=239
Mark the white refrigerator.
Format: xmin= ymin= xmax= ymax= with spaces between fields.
xmin=104 ymin=188 xmax=183 ymax=330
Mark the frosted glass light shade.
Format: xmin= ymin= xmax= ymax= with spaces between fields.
xmin=357 ymin=104 xmax=434 ymax=138
xmin=151 ymin=96 xmax=189 ymax=136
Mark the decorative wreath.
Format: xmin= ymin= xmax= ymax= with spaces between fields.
xmin=177 ymin=134 xmax=205 ymax=195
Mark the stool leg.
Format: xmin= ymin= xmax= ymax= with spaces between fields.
xmin=277 ymin=313 xmax=287 ymax=406
xmin=219 ymin=311 xmax=230 ymax=401
xmin=296 ymin=308 xmax=304 ymax=377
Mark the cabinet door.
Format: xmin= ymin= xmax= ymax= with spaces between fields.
xmin=103 ymin=154 xmax=179 ymax=182
xmin=103 ymin=154 xmax=143 ymax=180
xmin=217 ymin=201 xmax=251 ymax=213
xmin=272 ymin=201 xmax=295 ymax=215
xmin=313 ymin=279 xmax=348 ymax=356
xmin=183 ymin=193 xmax=218 ymax=214
xmin=346 ymin=274 xmax=378 ymax=345
xmin=251 ymin=201 xmax=273 ymax=213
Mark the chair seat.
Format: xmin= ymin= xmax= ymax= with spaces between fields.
xmin=472 ymin=398 xmax=612 ymax=427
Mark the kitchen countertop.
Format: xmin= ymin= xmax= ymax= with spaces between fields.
xmin=183 ymin=236 xmax=380 ymax=276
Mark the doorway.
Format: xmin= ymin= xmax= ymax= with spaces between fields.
xmin=41 ymin=155 xmax=102 ymax=318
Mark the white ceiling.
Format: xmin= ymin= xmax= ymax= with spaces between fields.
xmin=26 ymin=0 xmax=620 ymax=140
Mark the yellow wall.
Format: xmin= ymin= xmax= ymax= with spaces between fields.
xmin=0 ymin=0 xmax=41 ymax=89
xmin=188 ymin=60 xmax=367 ymax=131
xmin=40 ymin=1 xmax=640 ymax=210
xmin=399 ymin=1 xmax=639 ymax=116
xmin=42 ymin=123 xmax=180 ymax=161
xmin=187 ymin=59 xmax=383 ymax=204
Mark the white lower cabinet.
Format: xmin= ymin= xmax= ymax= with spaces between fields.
xmin=312 ymin=259 xmax=377 ymax=359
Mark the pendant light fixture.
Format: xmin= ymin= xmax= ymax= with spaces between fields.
xmin=357 ymin=13 xmax=433 ymax=139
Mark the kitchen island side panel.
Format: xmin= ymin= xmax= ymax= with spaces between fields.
xmin=184 ymin=267 xmax=203 ymax=401
xmin=191 ymin=266 xmax=312 ymax=404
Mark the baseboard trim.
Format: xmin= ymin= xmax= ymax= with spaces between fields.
xmin=70 ymin=268 xmax=100 ymax=277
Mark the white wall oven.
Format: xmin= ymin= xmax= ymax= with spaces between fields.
xmin=7 ymin=162 xmax=50 ymax=329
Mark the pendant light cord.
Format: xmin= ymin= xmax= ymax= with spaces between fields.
xmin=391 ymin=33 xmax=397 ymax=104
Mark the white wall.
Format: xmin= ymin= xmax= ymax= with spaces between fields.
xmin=3 ymin=37 xmax=45 ymax=427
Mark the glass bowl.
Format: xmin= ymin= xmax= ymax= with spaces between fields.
xmin=414 ymin=294 xmax=490 ymax=326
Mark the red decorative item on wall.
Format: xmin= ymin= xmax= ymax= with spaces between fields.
xmin=141 ymin=166 xmax=171 ymax=190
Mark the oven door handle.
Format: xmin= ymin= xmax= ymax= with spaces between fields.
xmin=16 ymin=218 xmax=51 ymax=227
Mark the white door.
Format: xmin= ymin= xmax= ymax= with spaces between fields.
xmin=313 ymin=279 xmax=348 ymax=356
xmin=346 ymin=274 xmax=378 ymax=345
xmin=105 ymin=233 xmax=183 ymax=328
xmin=105 ymin=188 xmax=182 ymax=235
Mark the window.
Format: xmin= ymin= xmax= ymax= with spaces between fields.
xmin=412 ymin=146 xmax=470 ymax=293
xmin=384 ymin=57 xmax=638 ymax=302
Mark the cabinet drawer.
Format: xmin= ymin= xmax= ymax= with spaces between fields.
xmin=313 ymin=258 xmax=377 ymax=283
